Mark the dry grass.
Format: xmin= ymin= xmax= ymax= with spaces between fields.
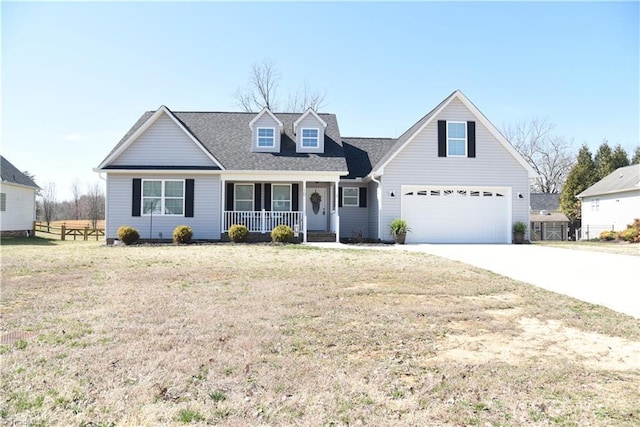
xmin=1 ymin=238 xmax=639 ymax=426
xmin=533 ymin=240 xmax=640 ymax=257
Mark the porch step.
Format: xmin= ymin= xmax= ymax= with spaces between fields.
xmin=307 ymin=232 xmax=337 ymax=243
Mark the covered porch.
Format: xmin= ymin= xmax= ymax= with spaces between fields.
xmin=221 ymin=175 xmax=341 ymax=242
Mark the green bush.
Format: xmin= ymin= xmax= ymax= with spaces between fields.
xmin=513 ymin=221 xmax=527 ymax=233
xmin=271 ymin=224 xmax=293 ymax=243
xmin=618 ymin=218 xmax=640 ymax=243
xmin=228 ymin=224 xmax=249 ymax=243
xmin=599 ymin=230 xmax=617 ymax=241
xmin=117 ymin=226 xmax=139 ymax=245
xmin=173 ymin=225 xmax=193 ymax=244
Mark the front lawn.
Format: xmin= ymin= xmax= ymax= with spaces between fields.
xmin=1 ymin=241 xmax=639 ymax=425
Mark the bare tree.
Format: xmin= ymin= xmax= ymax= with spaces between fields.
xmin=85 ymin=182 xmax=105 ymax=229
xmin=40 ymin=181 xmax=57 ymax=225
xmin=70 ymin=178 xmax=81 ymax=220
xmin=286 ymin=80 xmax=327 ymax=112
xmin=235 ymin=60 xmax=280 ymax=112
xmin=234 ymin=59 xmax=327 ymax=112
xmin=502 ymin=117 xmax=574 ymax=193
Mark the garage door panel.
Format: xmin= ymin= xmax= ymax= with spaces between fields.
xmin=401 ymin=186 xmax=509 ymax=243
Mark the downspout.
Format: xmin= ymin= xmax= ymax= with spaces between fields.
xmin=371 ymin=174 xmax=383 ymax=241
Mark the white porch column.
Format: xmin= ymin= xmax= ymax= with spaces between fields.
xmin=302 ymin=180 xmax=308 ymax=243
xmin=334 ymin=180 xmax=340 ymax=243
xmin=220 ymin=179 xmax=226 ymax=234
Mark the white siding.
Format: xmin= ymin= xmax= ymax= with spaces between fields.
xmin=106 ymin=174 xmax=220 ymax=240
xmin=252 ymin=115 xmax=281 ymax=153
xmin=338 ymin=185 xmax=368 ymax=239
xmin=381 ymin=98 xmax=531 ymax=241
xmin=0 ymin=183 xmax=37 ymax=231
xmin=111 ymin=114 xmax=216 ymax=167
xmin=295 ymin=115 xmax=325 ymax=153
xmin=580 ymin=190 xmax=640 ymax=239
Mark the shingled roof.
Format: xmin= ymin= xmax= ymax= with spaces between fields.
xmin=1 ymin=156 xmax=40 ymax=189
xmin=578 ymin=164 xmax=640 ymax=198
xmin=103 ymin=109 xmax=349 ymax=173
xmin=342 ymin=137 xmax=397 ymax=179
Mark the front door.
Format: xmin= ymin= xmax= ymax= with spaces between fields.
xmin=306 ymin=188 xmax=327 ymax=231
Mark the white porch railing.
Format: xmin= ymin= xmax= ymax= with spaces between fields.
xmin=224 ymin=210 xmax=303 ymax=233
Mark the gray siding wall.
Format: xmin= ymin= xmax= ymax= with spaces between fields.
xmin=380 ymin=98 xmax=530 ymax=240
xmin=338 ymin=184 xmax=369 ymax=239
xmin=106 ymin=174 xmax=220 ymax=240
xmin=111 ymin=114 xmax=215 ymax=167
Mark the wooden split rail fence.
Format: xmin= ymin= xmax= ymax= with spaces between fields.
xmin=34 ymin=222 xmax=105 ymax=241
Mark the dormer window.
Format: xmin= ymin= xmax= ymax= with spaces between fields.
xmin=447 ymin=121 xmax=467 ymax=156
xmin=302 ymin=128 xmax=319 ymax=148
xmin=257 ymin=127 xmax=275 ymax=148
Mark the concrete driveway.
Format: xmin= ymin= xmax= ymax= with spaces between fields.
xmin=309 ymin=242 xmax=640 ymax=319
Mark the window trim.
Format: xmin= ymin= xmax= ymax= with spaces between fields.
xmin=301 ymin=128 xmax=319 ymax=148
xmin=272 ymin=184 xmax=292 ymax=212
xmin=446 ymin=121 xmax=467 ymax=157
xmin=234 ymin=183 xmax=254 ymax=211
xmin=257 ymin=127 xmax=276 ymax=148
xmin=141 ymin=179 xmax=185 ymax=216
xmin=342 ymin=187 xmax=359 ymax=207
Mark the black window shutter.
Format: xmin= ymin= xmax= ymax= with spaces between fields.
xmin=254 ymin=183 xmax=262 ymax=210
xmin=264 ymin=184 xmax=271 ymax=211
xmin=292 ymin=184 xmax=299 ymax=211
xmin=185 ymin=179 xmax=195 ymax=217
xmin=226 ymin=183 xmax=234 ymax=211
xmin=438 ymin=120 xmax=447 ymax=157
xmin=132 ymin=179 xmax=141 ymax=217
xmin=467 ymin=121 xmax=476 ymax=158
xmin=359 ymin=187 xmax=367 ymax=208
xmin=338 ymin=187 xmax=343 ymax=207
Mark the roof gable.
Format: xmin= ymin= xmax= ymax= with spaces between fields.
xmin=97 ymin=106 xmax=224 ymax=170
xmin=371 ymin=90 xmax=537 ymax=178
xmin=577 ymin=164 xmax=640 ymax=198
xmin=249 ymin=107 xmax=284 ymax=131
xmin=293 ymin=108 xmax=328 ymax=134
xmin=0 ymin=156 xmax=40 ymax=189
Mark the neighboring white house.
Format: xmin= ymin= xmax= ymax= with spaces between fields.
xmin=1 ymin=155 xmax=40 ymax=237
xmin=577 ymin=164 xmax=640 ymax=240
xmin=95 ymin=90 xmax=537 ymax=244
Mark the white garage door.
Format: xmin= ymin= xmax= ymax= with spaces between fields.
xmin=401 ymin=185 xmax=511 ymax=243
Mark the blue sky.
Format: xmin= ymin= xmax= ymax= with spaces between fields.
xmin=2 ymin=1 xmax=638 ymax=201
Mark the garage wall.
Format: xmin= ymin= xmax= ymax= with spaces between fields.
xmin=380 ymin=98 xmax=530 ymax=242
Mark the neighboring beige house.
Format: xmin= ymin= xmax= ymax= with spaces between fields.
xmin=529 ymin=193 xmax=569 ymax=241
xmin=1 ymin=155 xmax=40 ymax=237
xmin=95 ymin=90 xmax=537 ymax=244
xmin=577 ymin=164 xmax=640 ymax=240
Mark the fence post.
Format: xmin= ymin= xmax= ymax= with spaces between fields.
xmin=84 ymin=227 xmax=89 ymax=241
xmin=61 ymin=224 xmax=66 ymax=241
xmin=32 ymin=221 xmax=36 ymax=238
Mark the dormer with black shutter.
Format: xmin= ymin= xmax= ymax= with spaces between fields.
xmin=249 ymin=107 xmax=284 ymax=153
xmin=437 ymin=120 xmax=476 ymax=158
xmin=293 ymin=108 xmax=327 ymax=154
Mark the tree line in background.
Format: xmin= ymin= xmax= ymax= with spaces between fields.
xmin=35 ymin=179 xmax=105 ymax=228
xmin=504 ymin=116 xmax=639 ymax=235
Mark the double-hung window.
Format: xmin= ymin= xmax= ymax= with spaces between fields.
xmin=0 ymin=193 xmax=6 ymax=211
xmin=342 ymin=187 xmax=359 ymax=207
xmin=257 ymin=128 xmax=275 ymax=148
xmin=142 ymin=180 xmax=184 ymax=215
xmin=447 ymin=121 xmax=467 ymax=156
xmin=302 ymin=128 xmax=319 ymax=148
xmin=272 ymin=184 xmax=291 ymax=211
xmin=234 ymin=184 xmax=254 ymax=211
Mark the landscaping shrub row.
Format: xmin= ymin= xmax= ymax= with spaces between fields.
xmin=598 ymin=218 xmax=640 ymax=243
xmin=115 ymin=224 xmax=296 ymax=245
